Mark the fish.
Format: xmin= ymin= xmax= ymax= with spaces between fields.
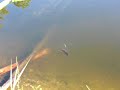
xmin=61 ymin=49 xmax=68 ymax=56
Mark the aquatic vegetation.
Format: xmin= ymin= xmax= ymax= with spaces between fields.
xmin=0 ymin=47 xmax=50 ymax=90
xmin=0 ymin=56 xmax=31 ymax=90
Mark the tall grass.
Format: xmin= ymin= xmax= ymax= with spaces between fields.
xmin=0 ymin=54 xmax=41 ymax=90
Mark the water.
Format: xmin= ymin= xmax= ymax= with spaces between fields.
xmin=1 ymin=0 xmax=120 ymax=90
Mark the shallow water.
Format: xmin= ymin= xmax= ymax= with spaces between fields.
xmin=1 ymin=0 xmax=120 ymax=90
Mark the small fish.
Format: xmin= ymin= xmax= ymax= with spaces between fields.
xmin=61 ymin=49 xmax=68 ymax=56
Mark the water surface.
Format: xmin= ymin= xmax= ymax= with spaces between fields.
xmin=1 ymin=0 xmax=120 ymax=90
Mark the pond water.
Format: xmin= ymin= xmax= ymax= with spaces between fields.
xmin=1 ymin=0 xmax=120 ymax=90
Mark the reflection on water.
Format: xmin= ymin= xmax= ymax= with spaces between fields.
xmin=1 ymin=0 xmax=120 ymax=90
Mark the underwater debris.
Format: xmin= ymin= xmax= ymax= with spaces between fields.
xmin=32 ymin=48 xmax=49 ymax=60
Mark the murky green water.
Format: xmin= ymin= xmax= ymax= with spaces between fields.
xmin=1 ymin=0 xmax=120 ymax=90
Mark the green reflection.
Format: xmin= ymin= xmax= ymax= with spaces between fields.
xmin=13 ymin=0 xmax=31 ymax=8
xmin=0 ymin=0 xmax=31 ymax=28
xmin=0 ymin=7 xmax=9 ymax=20
xmin=0 ymin=8 xmax=9 ymax=28
xmin=0 ymin=8 xmax=9 ymax=15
